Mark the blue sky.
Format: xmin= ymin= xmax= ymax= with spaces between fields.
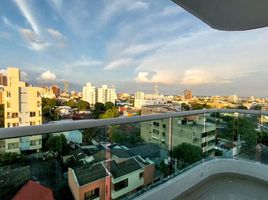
xmin=1 ymin=0 xmax=268 ymax=97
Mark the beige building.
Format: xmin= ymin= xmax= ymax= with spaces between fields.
xmin=140 ymin=105 xmax=216 ymax=154
xmin=1 ymin=67 xmax=42 ymax=153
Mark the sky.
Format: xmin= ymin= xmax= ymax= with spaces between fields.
xmin=0 ymin=0 xmax=268 ymax=97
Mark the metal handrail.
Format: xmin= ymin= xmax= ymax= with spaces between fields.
xmin=0 ymin=109 xmax=267 ymax=139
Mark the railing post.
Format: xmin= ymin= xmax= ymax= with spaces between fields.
xmin=168 ymin=117 xmax=173 ymax=151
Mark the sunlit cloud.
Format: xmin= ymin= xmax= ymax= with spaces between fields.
xmin=40 ymin=70 xmax=56 ymax=81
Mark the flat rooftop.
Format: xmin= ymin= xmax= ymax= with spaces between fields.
xmin=177 ymin=174 xmax=268 ymax=200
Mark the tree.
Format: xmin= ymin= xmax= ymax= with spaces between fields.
xmin=172 ymin=143 xmax=203 ymax=166
xmin=65 ymin=99 xmax=77 ymax=108
xmin=0 ymin=152 xmax=25 ymax=166
xmin=105 ymin=102 xmax=114 ymax=111
xmin=77 ymin=100 xmax=90 ymax=111
xmin=236 ymin=105 xmax=248 ymax=110
xmin=190 ymin=102 xmax=204 ymax=110
xmin=42 ymin=98 xmax=59 ymax=121
xmin=45 ymin=135 xmax=68 ymax=155
xmin=92 ymin=102 xmax=105 ymax=119
xmin=100 ymin=108 xmax=120 ymax=119
xmin=181 ymin=103 xmax=190 ymax=111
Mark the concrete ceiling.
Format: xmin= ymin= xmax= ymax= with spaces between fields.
xmin=172 ymin=0 xmax=268 ymax=31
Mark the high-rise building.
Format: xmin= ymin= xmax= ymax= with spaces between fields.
xmin=51 ymin=84 xmax=60 ymax=98
xmin=0 ymin=73 xmax=7 ymax=86
xmin=2 ymin=67 xmax=42 ymax=153
xmin=96 ymin=85 xmax=117 ymax=104
xmin=184 ymin=89 xmax=192 ymax=99
xmin=82 ymin=82 xmax=96 ymax=106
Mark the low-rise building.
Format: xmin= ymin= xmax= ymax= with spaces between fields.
xmin=68 ymin=156 xmax=155 ymax=200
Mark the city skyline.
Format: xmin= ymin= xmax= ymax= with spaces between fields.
xmin=1 ymin=0 xmax=268 ymax=96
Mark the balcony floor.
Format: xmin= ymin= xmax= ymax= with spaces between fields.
xmin=177 ymin=174 xmax=268 ymax=200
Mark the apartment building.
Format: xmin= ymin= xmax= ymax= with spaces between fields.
xmin=83 ymin=83 xmax=117 ymax=106
xmin=1 ymin=67 xmax=42 ymax=153
xmin=97 ymin=85 xmax=117 ymax=104
xmin=68 ymin=156 xmax=155 ymax=200
xmin=82 ymin=82 xmax=96 ymax=106
xmin=140 ymin=105 xmax=216 ymax=154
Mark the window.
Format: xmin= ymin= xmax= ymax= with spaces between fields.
xmin=30 ymin=140 xmax=36 ymax=146
xmin=84 ymin=188 xmax=100 ymax=200
xmin=153 ymin=129 xmax=159 ymax=135
xmin=7 ymin=123 xmax=10 ymax=127
xmin=139 ymin=172 xmax=143 ymax=179
xmin=6 ymin=91 xmax=11 ymax=98
xmin=114 ymin=179 xmax=128 ymax=191
xmin=7 ymin=102 xmax=11 ymax=108
xmin=12 ymin=123 xmax=19 ymax=127
xmin=12 ymin=113 xmax=18 ymax=118
xmin=37 ymin=91 xmax=40 ymax=97
xmin=162 ymin=132 xmax=166 ymax=137
xmin=8 ymin=143 xmax=19 ymax=149
xmin=7 ymin=112 xmax=10 ymax=118
xmin=153 ymin=122 xmax=160 ymax=127
xmin=37 ymin=101 xmax=41 ymax=107
xmin=30 ymin=112 xmax=36 ymax=117
xmin=162 ymin=124 xmax=166 ymax=129
xmin=30 ymin=121 xmax=36 ymax=126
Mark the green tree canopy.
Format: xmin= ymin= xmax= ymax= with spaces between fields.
xmin=92 ymin=102 xmax=105 ymax=119
xmin=64 ymin=99 xmax=77 ymax=108
xmin=105 ymin=102 xmax=115 ymax=111
xmin=77 ymin=100 xmax=90 ymax=111
xmin=45 ymin=135 xmax=68 ymax=155
xmin=172 ymin=143 xmax=203 ymax=165
xmin=100 ymin=108 xmax=120 ymax=119
xmin=181 ymin=103 xmax=190 ymax=111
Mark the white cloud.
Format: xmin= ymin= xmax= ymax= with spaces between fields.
xmin=67 ymin=56 xmax=102 ymax=68
xmin=136 ymin=28 xmax=268 ymax=86
xmin=105 ymin=58 xmax=134 ymax=70
xmin=100 ymin=0 xmax=149 ymax=24
xmin=0 ymin=32 xmax=11 ymax=40
xmin=135 ymin=71 xmax=156 ymax=82
xmin=40 ymin=70 xmax=56 ymax=81
xmin=161 ymin=6 xmax=184 ymax=16
xmin=20 ymin=29 xmax=50 ymax=51
xmin=47 ymin=28 xmax=67 ymax=47
xmin=14 ymin=0 xmax=40 ymax=34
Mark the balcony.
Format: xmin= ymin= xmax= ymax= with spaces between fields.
xmin=1 ymin=109 xmax=268 ymax=200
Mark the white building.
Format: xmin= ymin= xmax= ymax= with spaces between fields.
xmin=82 ymin=82 xmax=96 ymax=106
xmin=134 ymin=91 xmax=168 ymax=109
xmin=1 ymin=67 xmax=42 ymax=153
xmin=96 ymin=85 xmax=117 ymax=104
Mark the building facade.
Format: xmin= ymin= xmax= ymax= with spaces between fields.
xmin=82 ymin=82 xmax=96 ymax=106
xmin=83 ymin=83 xmax=117 ymax=106
xmin=140 ymin=105 xmax=216 ymax=154
xmin=184 ymin=90 xmax=192 ymax=100
xmin=1 ymin=67 xmax=42 ymax=153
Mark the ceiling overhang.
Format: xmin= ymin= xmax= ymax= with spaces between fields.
xmin=172 ymin=0 xmax=268 ymax=31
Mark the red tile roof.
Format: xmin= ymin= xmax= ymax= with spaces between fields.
xmin=12 ymin=180 xmax=54 ymax=200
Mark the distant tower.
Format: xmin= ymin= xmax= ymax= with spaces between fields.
xmin=64 ymin=81 xmax=69 ymax=93
xmin=154 ymin=85 xmax=159 ymax=96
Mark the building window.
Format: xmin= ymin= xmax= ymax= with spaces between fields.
xmin=6 ymin=91 xmax=11 ymax=98
xmin=163 ymin=124 xmax=166 ymax=129
xmin=84 ymin=188 xmax=100 ymax=200
xmin=30 ymin=112 xmax=36 ymax=117
xmin=153 ymin=129 xmax=159 ymax=135
xmin=162 ymin=132 xmax=166 ymax=137
xmin=153 ymin=122 xmax=160 ymax=127
xmin=37 ymin=91 xmax=40 ymax=97
xmin=8 ymin=143 xmax=19 ymax=149
xmin=7 ymin=123 xmax=10 ymax=127
xmin=7 ymin=102 xmax=11 ymax=108
xmin=12 ymin=113 xmax=18 ymax=118
xmin=30 ymin=121 xmax=36 ymax=126
xmin=12 ymin=123 xmax=19 ymax=127
xmin=7 ymin=112 xmax=10 ymax=118
xmin=37 ymin=101 xmax=41 ymax=107
xmin=114 ymin=179 xmax=128 ymax=191
xmin=139 ymin=172 xmax=143 ymax=179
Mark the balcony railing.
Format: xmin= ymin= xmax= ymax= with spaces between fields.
xmin=1 ymin=109 xmax=268 ymax=200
